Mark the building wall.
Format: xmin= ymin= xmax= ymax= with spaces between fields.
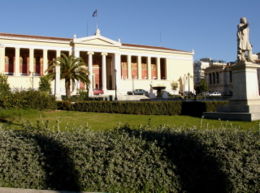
xmin=0 ymin=32 xmax=194 ymax=97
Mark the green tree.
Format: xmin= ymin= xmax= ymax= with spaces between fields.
xmin=195 ymin=79 xmax=208 ymax=95
xmin=48 ymin=54 xmax=89 ymax=99
xmin=0 ymin=74 xmax=10 ymax=94
xmin=39 ymin=75 xmax=51 ymax=93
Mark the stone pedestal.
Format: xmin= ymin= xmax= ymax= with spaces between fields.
xmin=204 ymin=61 xmax=260 ymax=121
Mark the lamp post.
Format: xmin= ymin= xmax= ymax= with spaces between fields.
xmin=114 ymin=69 xmax=118 ymax=101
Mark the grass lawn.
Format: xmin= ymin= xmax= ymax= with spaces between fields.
xmin=0 ymin=109 xmax=259 ymax=131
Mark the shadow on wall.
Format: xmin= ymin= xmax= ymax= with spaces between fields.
xmin=122 ymin=127 xmax=231 ymax=193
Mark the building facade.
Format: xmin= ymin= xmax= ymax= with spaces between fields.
xmin=193 ymin=58 xmax=211 ymax=87
xmin=204 ymin=62 xmax=233 ymax=96
xmin=0 ymin=29 xmax=194 ymax=99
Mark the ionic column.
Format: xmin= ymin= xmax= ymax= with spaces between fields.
xmin=88 ymin=51 xmax=94 ymax=96
xmin=43 ymin=49 xmax=48 ymax=75
xmin=0 ymin=46 xmax=5 ymax=73
xmin=29 ymin=48 xmax=34 ymax=75
xmin=15 ymin=47 xmax=20 ymax=76
xmin=55 ymin=50 xmax=61 ymax=100
xmin=157 ymin=57 xmax=161 ymax=80
xmin=101 ymin=52 xmax=107 ymax=91
xmin=137 ymin=55 xmax=142 ymax=79
xmin=147 ymin=56 xmax=151 ymax=79
xmin=127 ymin=55 xmax=131 ymax=79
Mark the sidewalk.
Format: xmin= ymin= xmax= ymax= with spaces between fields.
xmin=0 ymin=187 xmax=102 ymax=193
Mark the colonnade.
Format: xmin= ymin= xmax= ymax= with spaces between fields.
xmin=0 ymin=46 xmax=167 ymax=98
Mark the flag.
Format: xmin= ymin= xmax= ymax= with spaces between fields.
xmin=92 ymin=9 xmax=97 ymax=17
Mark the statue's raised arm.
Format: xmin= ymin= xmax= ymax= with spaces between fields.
xmin=237 ymin=17 xmax=253 ymax=62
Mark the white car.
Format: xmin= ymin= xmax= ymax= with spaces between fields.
xmin=209 ymin=92 xmax=222 ymax=96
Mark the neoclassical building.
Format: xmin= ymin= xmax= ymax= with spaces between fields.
xmin=0 ymin=29 xmax=194 ymax=99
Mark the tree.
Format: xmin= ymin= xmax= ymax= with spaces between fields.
xmin=39 ymin=75 xmax=51 ymax=93
xmin=0 ymin=74 xmax=10 ymax=94
xmin=195 ymin=79 xmax=208 ymax=95
xmin=47 ymin=54 xmax=89 ymax=99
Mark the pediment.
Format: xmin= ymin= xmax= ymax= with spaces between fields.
xmin=73 ymin=35 xmax=121 ymax=47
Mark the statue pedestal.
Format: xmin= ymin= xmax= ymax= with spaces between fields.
xmin=204 ymin=61 xmax=260 ymax=121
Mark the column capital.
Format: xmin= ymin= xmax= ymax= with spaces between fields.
xmin=101 ymin=52 xmax=108 ymax=56
xmin=88 ymin=51 xmax=94 ymax=55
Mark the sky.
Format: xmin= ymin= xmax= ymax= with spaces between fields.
xmin=0 ymin=0 xmax=259 ymax=62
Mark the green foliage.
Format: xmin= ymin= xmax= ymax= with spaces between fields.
xmin=195 ymin=79 xmax=208 ymax=94
xmin=0 ymin=90 xmax=56 ymax=110
xmin=0 ymin=74 xmax=10 ymax=94
xmin=0 ymin=127 xmax=258 ymax=192
xmin=57 ymin=101 xmax=226 ymax=116
xmin=39 ymin=76 xmax=51 ymax=93
xmin=48 ymin=54 xmax=89 ymax=99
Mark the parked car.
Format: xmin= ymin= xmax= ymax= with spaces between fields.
xmin=127 ymin=89 xmax=148 ymax=96
xmin=208 ymin=91 xmax=222 ymax=96
xmin=93 ymin=89 xmax=104 ymax=95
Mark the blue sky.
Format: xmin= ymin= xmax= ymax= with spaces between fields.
xmin=0 ymin=0 xmax=259 ymax=62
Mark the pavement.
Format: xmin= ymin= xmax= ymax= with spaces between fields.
xmin=0 ymin=188 xmax=103 ymax=193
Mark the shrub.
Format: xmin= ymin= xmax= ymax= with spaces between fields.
xmin=0 ymin=90 xmax=56 ymax=110
xmin=57 ymin=101 xmax=183 ymax=115
xmin=57 ymin=101 xmax=226 ymax=116
xmin=39 ymin=76 xmax=51 ymax=93
xmin=0 ymin=74 xmax=10 ymax=94
xmin=0 ymin=127 xmax=258 ymax=193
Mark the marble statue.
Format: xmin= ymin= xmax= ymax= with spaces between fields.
xmin=237 ymin=17 xmax=253 ymax=62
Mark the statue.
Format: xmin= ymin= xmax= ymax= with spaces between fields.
xmin=237 ymin=17 xmax=253 ymax=62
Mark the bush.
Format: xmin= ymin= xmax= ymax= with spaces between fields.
xmin=0 ymin=127 xmax=258 ymax=192
xmin=57 ymin=101 xmax=183 ymax=115
xmin=0 ymin=90 xmax=56 ymax=110
xmin=57 ymin=101 xmax=226 ymax=116
xmin=39 ymin=76 xmax=51 ymax=93
xmin=0 ymin=74 xmax=10 ymax=94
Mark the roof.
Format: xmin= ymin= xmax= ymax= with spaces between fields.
xmin=122 ymin=43 xmax=190 ymax=53
xmin=0 ymin=32 xmax=71 ymax=41
xmin=0 ymin=32 xmax=191 ymax=53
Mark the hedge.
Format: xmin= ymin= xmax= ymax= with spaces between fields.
xmin=0 ymin=90 xmax=56 ymax=110
xmin=0 ymin=127 xmax=258 ymax=192
xmin=57 ymin=100 xmax=227 ymax=116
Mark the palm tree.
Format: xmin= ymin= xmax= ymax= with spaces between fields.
xmin=47 ymin=54 xmax=89 ymax=99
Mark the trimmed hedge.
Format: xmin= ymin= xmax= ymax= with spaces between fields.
xmin=0 ymin=127 xmax=258 ymax=192
xmin=0 ymin=90 xmax=56 ymax=110
xmin=57 ymin=100 xmax=227 ymax=116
